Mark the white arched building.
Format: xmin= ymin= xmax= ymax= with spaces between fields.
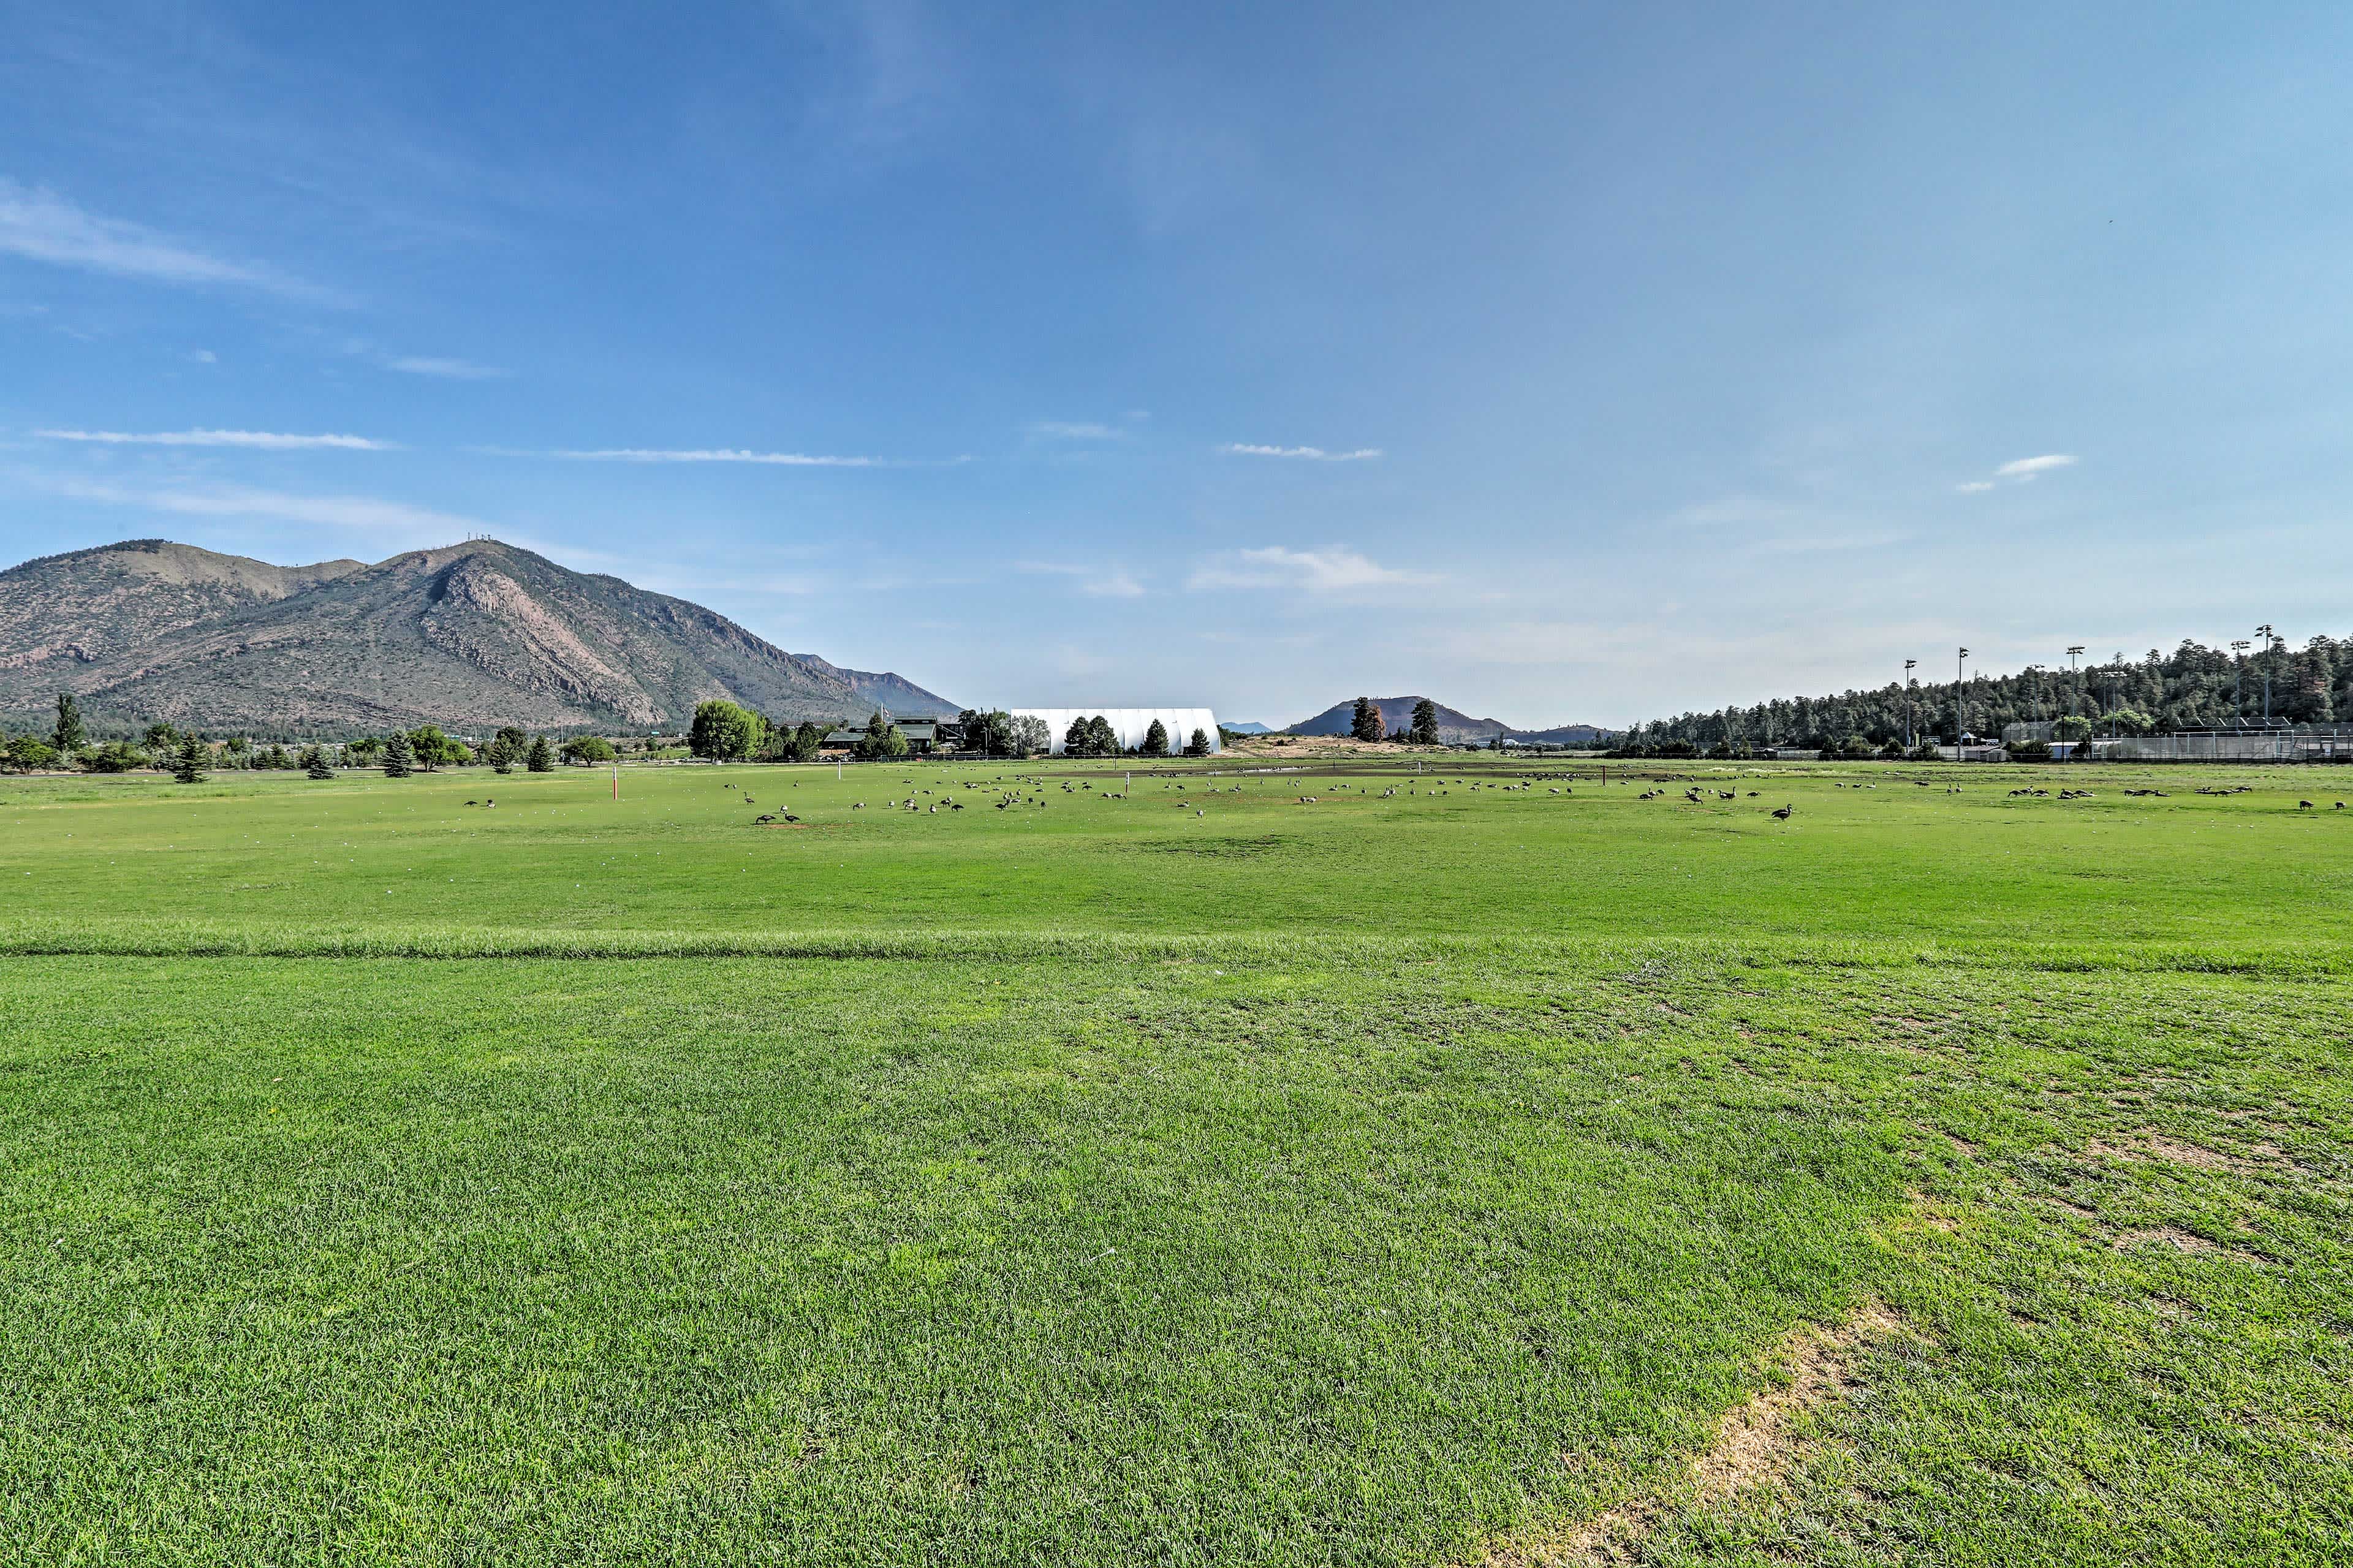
xmin=1013 ymin=708 xmax=1221 ymax=756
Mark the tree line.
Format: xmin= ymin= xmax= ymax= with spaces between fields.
xmin=0 ymin=695 xmax=627 ymax=778
xmin=1620 ymin=635 xmax=2353 ymax=756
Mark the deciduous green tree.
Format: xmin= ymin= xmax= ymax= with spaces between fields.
xmin=689 ymin=700 xmax=763 ymax=762
xmin=4 ymin=735 xmax=61 ymax=773
xmin=855 ymin=710 xmax=909 ymax=760
xmin=406 ymin=726 xmax=457 ymax=771
xmin=561 ymin=735 xmax=618 ymax=765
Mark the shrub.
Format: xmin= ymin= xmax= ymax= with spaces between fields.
xmin=79 ymin=741 xmax=147 ymax=774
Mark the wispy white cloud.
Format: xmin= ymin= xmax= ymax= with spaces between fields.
xmin=386 ymin=355 xmax=509 ymax=380
xmin=1188 ymin=545 xmax=1433 ymax=594
xmin=1958 ymin=453 xmax=2078 ymax=493
xmin=1018 ymin=561 xmax=1145 ymax=597
xmin=478 ymin=444 xmax=964 ymax=469
xmin=1219 ymin=442 xmax=1382 ymax=461
xmin=0 ymin=179 xmax=330 ymax=301
xmin=1029 ymin=420 xmax=1123 ymax=441
xmin=36 ymin=474 xmax=480 ymax=535
xmin=36 ymin=428 xmax=395 ymax=452
xmin=188 ymin=349 xmax=217 ymax=365
xmin=543 ymin=447 xmax=881 ymax=467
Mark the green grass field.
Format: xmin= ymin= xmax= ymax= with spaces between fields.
xmin=3 ymin=758 xmax=2348 ymax=1564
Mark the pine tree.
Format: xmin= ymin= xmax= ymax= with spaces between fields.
xmin=1184 ymin=727 xmax=1211 ymax=757
xmin=172 ymin=735 xmax=207 ymax=784
xmin=485 ymin=735 xmax=516 ymax=774
xmin=1351 ymin=697 xmax=1385 ymax=742
xmin=1141 ymin=719 xmax=1170 ymax=757
xmin=301 ymin=744 xmax=333 ymax=780
xmin=382 ymin=731 xmax=415 ymax=777
xmin=52 ymin=692 xmax=85 ymax=756
xmin=1087 ymin=715 xmax=1119 ymax=756
xmin=1409 ymin=698 xmax=1440 ymax=746
xmin=525 ymin=735 xmax=555 ymax=773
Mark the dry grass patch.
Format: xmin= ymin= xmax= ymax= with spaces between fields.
xmin=2086 ymin=1132 xmax=2281 ymax=1178
xmin=1483 ymin=1300 xmax=1907 ymax=1566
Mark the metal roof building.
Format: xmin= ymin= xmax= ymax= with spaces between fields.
xmin=1012 ymin=708 xmax=1221 ymax=756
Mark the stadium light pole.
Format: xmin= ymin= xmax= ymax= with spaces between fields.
xmin=1903 ymin=659 xmax=1917 ymax=749
xmin=2231 ymin=640 xmax=2251 ymax=722
xmin=1955 ymin=647 xmax=1969 ymax=755
xmin=2257 ymin=624 xmax=2276 ymax=722
xmin=2067 ymin=646 xmax=2085 ymax=718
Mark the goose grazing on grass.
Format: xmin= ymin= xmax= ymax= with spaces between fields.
xmin=1770 ymin=804 xmax=1794 ymax=822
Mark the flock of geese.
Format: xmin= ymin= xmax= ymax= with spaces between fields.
xmin=724 ymin=768 xmax=2346 ymax=831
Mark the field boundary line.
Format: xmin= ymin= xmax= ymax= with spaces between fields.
xmin=0 ymin=919 xmax=2342 ymax=977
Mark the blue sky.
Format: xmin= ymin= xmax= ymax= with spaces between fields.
xmin=5 ymin=2 xmax=2351 ymax=727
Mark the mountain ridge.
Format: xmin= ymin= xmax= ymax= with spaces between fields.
xmin=0 ymin=538 xmax=954 ymax=735
xmin=1286 ymin=695 xmax=1610 ymax=746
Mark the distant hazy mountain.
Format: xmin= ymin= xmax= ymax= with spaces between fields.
xmin=1286 ymin=696 xmax=1610 ymax=746
xmin=0 ymin=537 xmax=954 ymax=735
xmin=1221 ymin=720 xmax=1275 ymax=734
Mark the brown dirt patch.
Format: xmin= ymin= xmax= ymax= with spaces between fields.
xmin=2113 ymin=1226 xmax=2218 ymax=1254
xmin=1482 ymin=1301 xmax=1906 ymax=1566
xmin=2088 ymin=1134 xmax=2279 ymax=1178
